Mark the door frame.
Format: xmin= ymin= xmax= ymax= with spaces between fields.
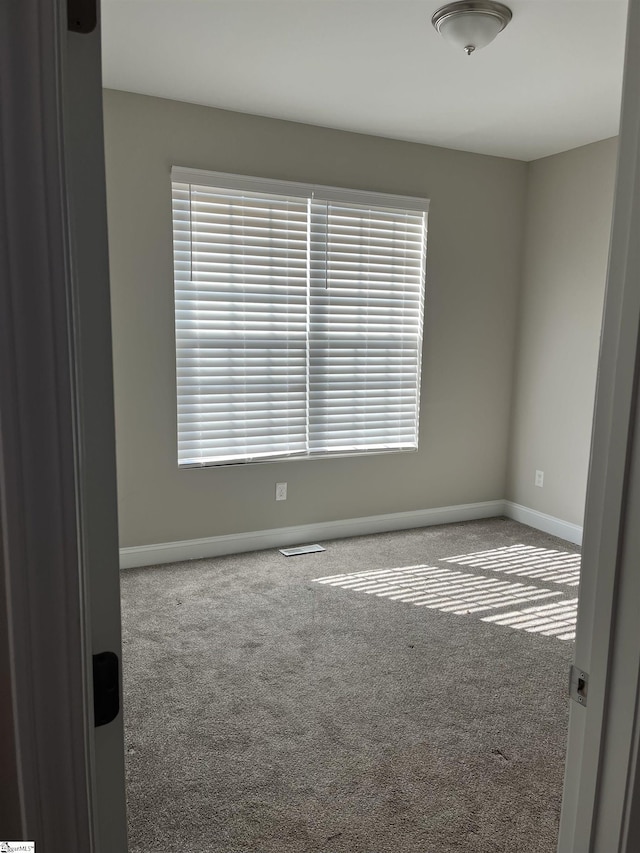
xmin=0 ymin=0 xmax=95 ymax=845
xmin=0 ymin=0 xmax=126 ymax=849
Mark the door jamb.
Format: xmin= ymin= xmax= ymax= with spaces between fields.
xmin=558 ymin=2 xmax=640 ymax=850
xmin=0 ymin=0 xmax=116 ymax=848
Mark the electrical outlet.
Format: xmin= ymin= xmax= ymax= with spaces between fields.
xmin=535 ymin=470 xmax=544 ymax=488
xmin=275 ymin=482 xmax=287 ymax=501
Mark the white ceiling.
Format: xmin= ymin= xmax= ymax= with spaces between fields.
xmin=101 ymin=0 xmax=628 ymax=161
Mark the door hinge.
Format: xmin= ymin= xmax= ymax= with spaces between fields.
xmin=67 ymin=0 xmax=96 ymax=33
xmin=93 ymin=651 xmax=120 ymax=726
xmin=569 ymin=664 xmax=589 ymax=707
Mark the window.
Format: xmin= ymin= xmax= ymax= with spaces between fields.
xmin=172 ymin=167 xmax=428 ymax=467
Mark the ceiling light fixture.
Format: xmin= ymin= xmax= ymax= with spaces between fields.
xmin=432 ymin=1 xmax=512 ymax=56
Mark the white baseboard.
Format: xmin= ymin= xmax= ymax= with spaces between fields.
xmin=119 ymin=498 xmax=583 ymax=568
xmin=119 ymin=499 xmax=506 ymax=569
xmin=503 ymin=500 xmax=583 ymax=546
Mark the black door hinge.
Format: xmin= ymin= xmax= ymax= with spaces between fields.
xmin=68 ymin=0 xmax=96 ymax=33
xmin=93 ymin=651 xmax=120 ymax=726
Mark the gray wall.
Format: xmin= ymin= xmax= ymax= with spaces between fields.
xmin=507 ymin=138 xmax=618 ymax=526
xmin=103 ymin=89 xmax=527 ymax=548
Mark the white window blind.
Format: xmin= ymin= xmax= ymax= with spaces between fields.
xmin=172 ymin=167 xmax=428 ymax=467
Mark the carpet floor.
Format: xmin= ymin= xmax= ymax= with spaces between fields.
xmin=121 ymin=517 xmax=578 ymax=853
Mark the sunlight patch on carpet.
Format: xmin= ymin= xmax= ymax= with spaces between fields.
xmin=313 ymin=565 xmax=562 ymax=617
xmin=482 ymin=598 xmax=578 ymax=640
xmin=441 ymin=544 xmax=581 ymax=587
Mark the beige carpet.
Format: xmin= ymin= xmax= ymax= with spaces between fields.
xmin=121 ymin=517 xmax=577 ymax=853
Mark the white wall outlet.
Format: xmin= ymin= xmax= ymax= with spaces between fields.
xmin=535 ymin=470 xmax=544 ymax=488
xmin=275 ymin=482 xmax=287 ymax=501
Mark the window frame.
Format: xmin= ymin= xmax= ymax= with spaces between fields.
xmin=171 ymin=166 xmax=429 ymax=469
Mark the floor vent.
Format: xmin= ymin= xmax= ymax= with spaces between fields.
xmin=279 ymin=544 xmax=326 ymax=556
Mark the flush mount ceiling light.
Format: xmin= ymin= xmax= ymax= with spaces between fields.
xmin=432 ymin=1 xmax=512 ymax=56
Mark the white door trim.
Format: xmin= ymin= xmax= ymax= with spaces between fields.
xmin=558 ymin=2 xmax=640 ymax=850
xmin=0 ymin=0 xmax=94 ymax=846
xmin=64 ymin=2 xmax=129 ymax=849
xmin=0 ymin=0 xmax=127 ymax=849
